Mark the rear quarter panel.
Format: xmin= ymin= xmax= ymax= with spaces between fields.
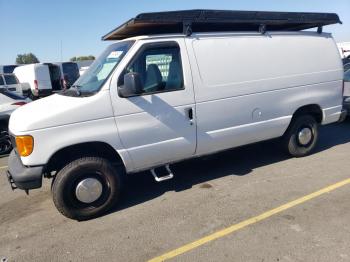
xmin=186 ymin=32 xmax=343 ymax=155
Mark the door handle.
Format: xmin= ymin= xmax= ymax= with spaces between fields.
xmin=186 ymin=107 xmax=194 ymax=125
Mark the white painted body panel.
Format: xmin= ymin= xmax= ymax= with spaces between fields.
xmin=9 ymin=90 xmax=133 ymax=167
xmin=0 ymin=94 xmax=27 ymax=117
xmin=186 ymin=32 xmax=343 ymax=155
xmin=8 ymin=32 xmax=343 ymax=173
xmin=4 ymin=83 xmax=23 ymax=96
xmin=109 ymin=38 xmax=197 ymax=171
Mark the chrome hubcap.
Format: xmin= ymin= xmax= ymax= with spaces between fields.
xmin=298 ymin=127 xmax=313 ymax=146
xmin=75 ymin=178 xmax=103 ymax=203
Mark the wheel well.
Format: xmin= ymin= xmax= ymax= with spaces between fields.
xmin=0 ymin=117 xmax=10 ymax=130
xmin=45 ymin=142 xmax=124 ymax=174
xmin=292 ymin=104 xmax=323 ymax=124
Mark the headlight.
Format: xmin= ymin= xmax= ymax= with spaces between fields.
xmin=15 ymin=135 xmax=34 ymax=157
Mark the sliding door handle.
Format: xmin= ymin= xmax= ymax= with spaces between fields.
xmin=186 ymin=107 xmax=194 ymax=125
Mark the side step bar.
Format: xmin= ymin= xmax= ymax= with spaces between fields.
xmin=151 ymin=165 xmax=174 ymax=182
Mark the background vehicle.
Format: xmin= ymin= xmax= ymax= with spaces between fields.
xmin=44 ymin=63 xmax=63 ymax=92
xmin=0 ymin=65 xmax=20 ymax=74
xmin=75 ymin=60 xmax=94 ymax=74
xmin=55 ymin=62 xmax=80 ymax=89
xmin=6 ymin=10 xmax=345 ymax=220
xmin=0 ymin=74 xmax=23 ymax=96
xmin=344 ymin=63 xmax=350 ymax=72
xmin=343 ymin=70 xmax=350 ymax=115
xmin=79 ymin=66 xmax=90 ymax=76
xmin=0 ymin=90 xmax=27 ymax=154
xmin=14 ymin=64 xmax=57 ymax=99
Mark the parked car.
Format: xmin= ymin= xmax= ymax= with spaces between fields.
xmin=13 ymin=63 xmax=63 ymax=99
xmin=55 ymin=62 xmax=80 ymax=89
xmin=0 ymin=65 xmax=20 ymax=74
xmin=75 ymin=60 xmax=94 ymax=74
xmin=79 ymin=66 xmax=90 ymax=76
xmin=0 ymin=90 xmax=28 ymax=154
xmin=6 ymin=10 xmax=346 ymax=220
xmin=343 ymin=70 xmax=350 ymax=114
xmin=0 ymin=74 xmax=24 ymax=96
xmin=344 ymin=63 xmax=350 ymax=72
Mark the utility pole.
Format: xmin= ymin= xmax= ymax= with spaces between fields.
xmin=60 ymin=40 xmax=63 ymax=62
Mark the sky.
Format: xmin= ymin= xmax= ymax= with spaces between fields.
xmin=0 ymin=0 xmax=349 ymax=64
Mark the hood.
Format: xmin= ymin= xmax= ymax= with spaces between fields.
xmin=9 ymin=91 xmax=113 ymax=133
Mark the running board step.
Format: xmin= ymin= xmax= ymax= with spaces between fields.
xmin=151 ymin=165 xmax=174 ymax=182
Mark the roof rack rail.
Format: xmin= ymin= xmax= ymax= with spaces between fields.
xmin=102 ymin=9 xmax=341 ymax=41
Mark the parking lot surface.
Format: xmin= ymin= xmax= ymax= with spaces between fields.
xmin=1 ymin=122 xmax=350 ymax=262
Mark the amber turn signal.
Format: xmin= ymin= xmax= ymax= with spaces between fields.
xmin=15 ymin=136 xmax=34 ymax=157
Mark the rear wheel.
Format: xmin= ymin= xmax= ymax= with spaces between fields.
xmin=52 ymin=157 xmax=122 ymax=220
xmin=282 ymin=115 xmax=318 ymax=157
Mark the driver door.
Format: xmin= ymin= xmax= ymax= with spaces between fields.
xmin=110 ymin=39 xmax=197 ymax=172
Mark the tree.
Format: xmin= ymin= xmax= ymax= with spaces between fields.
xmin=16 ymin=53 xmax=40 ymax=64
xmin=70 ymin=55 xmax=95 ymax=62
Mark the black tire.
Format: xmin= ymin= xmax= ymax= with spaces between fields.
xmin=282 ymin=115 xmax=318 ymax=157
xmin=52 ymin=157 xmax=122 ymax=220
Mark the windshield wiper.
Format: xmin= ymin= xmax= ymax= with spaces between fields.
xmin=70 ymin=85 xmax=82 ymax=96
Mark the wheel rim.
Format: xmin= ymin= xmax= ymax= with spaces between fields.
xmin=298 ymin=127 xmax=313 ymax=146
xmin=65 ymin=171 xmax=111 ymax=210
xmin=75 ymin=178 xmax=103 ymax=203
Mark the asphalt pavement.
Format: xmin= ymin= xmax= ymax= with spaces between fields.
xmin=1 ymin=122 xmax=350 ymax=262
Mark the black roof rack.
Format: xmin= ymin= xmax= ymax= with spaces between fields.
xmin=102 ymin=10 xmax=341 ymax=40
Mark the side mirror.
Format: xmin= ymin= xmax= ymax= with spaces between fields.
xmin=118 ymin=72 xmax=143 ymax=97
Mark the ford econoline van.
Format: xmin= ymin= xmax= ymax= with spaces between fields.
xmin=6 ymin=10 xmax=346 ymax=220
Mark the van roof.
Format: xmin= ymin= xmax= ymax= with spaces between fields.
xmin=102 ymin=9 xmax=341 ymax=41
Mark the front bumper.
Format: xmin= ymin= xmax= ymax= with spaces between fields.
xmin=6 ymin=150 xmax=43 ymax=190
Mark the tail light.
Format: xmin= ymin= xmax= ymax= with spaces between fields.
xmin=61 ymin=78 xmax=65 ymax=89
xmin=12 ymin=102 xmax=26 ymax=106
xmin=34 ymin=80 xmax=39 ymax=95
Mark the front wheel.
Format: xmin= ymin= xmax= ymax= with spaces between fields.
xmin=282 ymin=115 xmax=318 ymax=157
xmin=52 ymin=157 xmax=122 ymax=220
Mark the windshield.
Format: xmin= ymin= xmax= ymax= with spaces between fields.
xmin=71 ymin=41 xmax=134 ymax=95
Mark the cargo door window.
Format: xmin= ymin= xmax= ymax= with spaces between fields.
xmin=45 ymin=64 xmax=62 ymax=91
xmin=119 ymin=42 xmax=184 ymax=95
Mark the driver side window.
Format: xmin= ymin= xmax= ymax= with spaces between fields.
xmin=119 ymin=43 xmax=184 ymax=95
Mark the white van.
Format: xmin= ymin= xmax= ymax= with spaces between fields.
xmin=6 ymin=10 xmax=346 ymax=220
xmin=13 ymin=63 xmax=62 ymax=99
